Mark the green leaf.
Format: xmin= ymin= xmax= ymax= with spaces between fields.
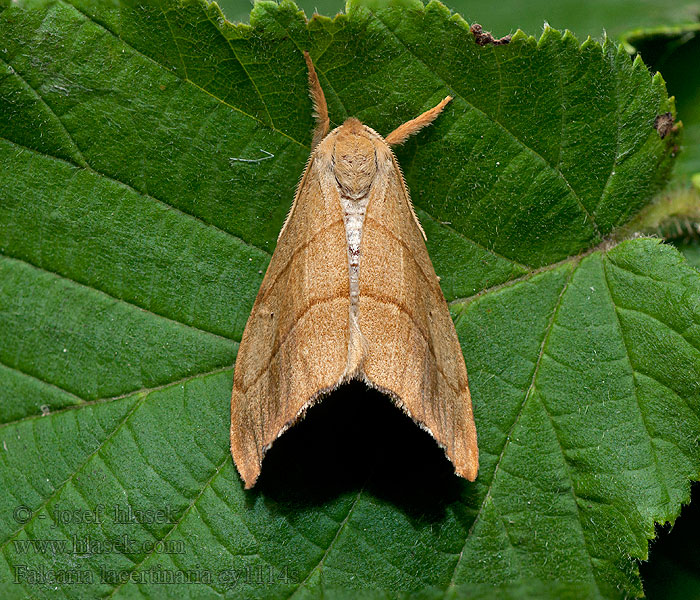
xmin=220 ymin=0 xmax=700 ymax=40
xmin=0 ymin=1 xmax=697 ymax=599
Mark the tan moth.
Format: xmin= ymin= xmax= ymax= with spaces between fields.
xmin=230 ymin=52 xmax=478 ymax=488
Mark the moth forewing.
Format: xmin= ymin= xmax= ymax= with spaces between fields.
xmin=357 ymin=143 xmax=478 ymax=480
xmin=230 ymin=53 xmax=477 ymax=488
xmin=230 ymin=150 xmax=350 ymax=489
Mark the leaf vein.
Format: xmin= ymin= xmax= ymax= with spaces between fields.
xmin=287 ymin=487 xmax=365 ymax=598
xmin=202 ymin=10 xmax=275 ymax=128
xmin=0 ymin=253 xmax=240 ymax=346
xmin=372 ymin=11 xmax=601 ymax=240
xmin=61 ymin=0 xmax=305 ymax=149
xmin=104 ymin=452 xmax=232 ymax=598
xmin=0 ymin=390 xmax=148 ymax=553
xmin=0 ymin=55 xmax=88 ymax=168
xmin=592 ymin=47 xmax=622 ymax=220
xmin=601 ymin=257 xmax=677 ymax=510
xmin=0 ymin=134 xmax=273 ymax=258
xmin=0 ymin=358 xmax=87 ymax=407
xmin=0 ymin=367 xmax=233 ymax=431
xmin=446 ymin=261 xmax=588 ymax=592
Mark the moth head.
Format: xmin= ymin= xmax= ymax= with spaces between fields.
xmin=332 ymin=118 xmax=378 ymax=199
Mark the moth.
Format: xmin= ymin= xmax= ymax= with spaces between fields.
xmin=230 ymin=52 xmax=478 ymax=488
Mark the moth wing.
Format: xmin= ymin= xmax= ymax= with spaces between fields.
xmin=231 ymin=153 xmax=350 ymax=488
xmin=358 ymin=146 xmax=478 ymax=480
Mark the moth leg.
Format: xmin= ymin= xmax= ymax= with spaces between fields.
xmin=304 ymin=51 xmax=330 ymax=149
xmin=385 ymin=96 xmax=452 ymax=146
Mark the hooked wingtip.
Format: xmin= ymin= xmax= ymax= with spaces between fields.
xmin=456 ymin=446 xmax=479 ymax=481
xmin=237 ymin=457 xmax=261 ymax=490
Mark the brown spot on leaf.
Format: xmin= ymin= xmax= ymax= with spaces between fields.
xmin=654 ymin=112 xmax=675 ymax=139
xmin=471 ymin=23 xmax=512 ymax=46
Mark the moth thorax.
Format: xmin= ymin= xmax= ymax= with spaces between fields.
xmin=333 ymin=132 xmax=377 ymax=199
